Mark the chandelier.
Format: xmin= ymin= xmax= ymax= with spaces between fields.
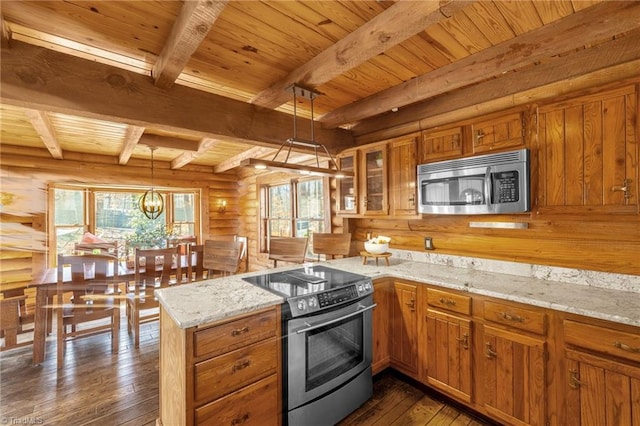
xmin=241 ymin=85 xmax=353 ymax=178
xmin=139 ymin=146 xmax=165 ymax=219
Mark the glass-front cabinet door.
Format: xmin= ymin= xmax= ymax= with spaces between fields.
xmin=336 ymin=150 xmax=358 ymax=214
xmin=362 ymin=144 xmax=388 ymax=215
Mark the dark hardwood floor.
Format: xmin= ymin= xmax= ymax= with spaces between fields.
xmin=1 ymin=317 xmax=493 ymax=426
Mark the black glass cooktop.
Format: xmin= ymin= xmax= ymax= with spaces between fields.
xmin=242 ymin=265 xmax=370 ymax=298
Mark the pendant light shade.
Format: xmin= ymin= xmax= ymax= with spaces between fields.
xmin=139 ymin=146 xmax=164 ymax=219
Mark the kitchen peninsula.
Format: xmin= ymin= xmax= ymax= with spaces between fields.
xmin=156 ymin=255 xmax=640 ymax=426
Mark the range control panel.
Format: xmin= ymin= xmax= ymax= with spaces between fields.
xmin=288 ymin=279 xmax=373 ymax=317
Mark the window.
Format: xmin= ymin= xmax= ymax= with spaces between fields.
xmin=260 ymin=177 xmax=328 ymax=257
xmin=52 ymin=185 xmax=199 ymax=261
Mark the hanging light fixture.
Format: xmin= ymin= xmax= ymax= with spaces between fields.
xmin=139 ymin=146 xmax=165 ymax=219
xmin=241 ymin=85 xmax=353 ymax=179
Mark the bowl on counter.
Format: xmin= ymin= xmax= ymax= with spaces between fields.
xmin=364 ymin=242 xmax=389 ymax=254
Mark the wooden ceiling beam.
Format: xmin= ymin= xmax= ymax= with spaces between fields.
xmin=139 ymin=134 xmax=201 ymax=151
xmin=118 ymin=125 xmax=145 ymax=165
xmin=152 ymin=0 xmax=228 ymax=89
xmin=214 ymin=146 xmax=274 ymax=173
xmin=0 ymin=40 xmax=354 ymax=153
xmin=171 ymin=137 xmax=218 ymax=169
xmin=250 ymin=0 xmax=473 ymax=109
xmin=320 ymin=1 xmax=640 ymax=128
xmin=1 ymin=16 xmax=11 ymax=48
xmin=23 ymin=109 xmax=63 ymax=159
xmin=353 ymin=30 xmax=640 ymax=142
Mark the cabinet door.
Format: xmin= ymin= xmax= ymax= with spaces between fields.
xmin=390 ymin=281 xmax=418 ymax=376
xmin=420 ymin=126 xmax=463 ymax=162
xmin=361 ymin=144 xmax=388 ymax=216
xmin=564 ymin=351 xmax=640 ymax=426
xmin=336 ymin=151 xmax=358 ymax=214
xmin=538 ymin=85 xmax=638 ymax=214
xmin=390 ymin=135 xmax=419 ymax=217
xmin=426 ymin=309 xmax=473 ymax=403
xmin=471 ymin=112 xmax=524 ymax=154
xmin=482 ymin=325 xmax=546 ymax=426
xmin=372 ymin=280 xmax=391 ymax=374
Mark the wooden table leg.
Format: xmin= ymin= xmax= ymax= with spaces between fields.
xmin=32 ymin=286 xmax=51 ymax=365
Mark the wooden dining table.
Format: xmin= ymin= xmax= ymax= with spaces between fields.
xmin=27 ymin=254 xmax=192 ymax=365
xmin=27 ymin=262 xmax=135 ymax=365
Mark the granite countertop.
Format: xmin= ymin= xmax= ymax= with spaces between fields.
xmin=156 ymin=257 xmax=640 ymax=329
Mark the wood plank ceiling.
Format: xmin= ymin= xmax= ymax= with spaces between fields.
xmin=1 ymin=0 xmax=639 ymax=171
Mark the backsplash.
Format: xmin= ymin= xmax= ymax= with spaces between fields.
xmin=389 ymin=249 xmax=640 ymax=294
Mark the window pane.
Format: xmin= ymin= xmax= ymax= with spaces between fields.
xmin=56 ymin=227 xmax=84 ymax=256
xmin=173 ymin=193 xmax=194 ymax=222
xmin=269 ymin=219 xmax=291 ymax=237
xmin=297 ymin=179 xmax=323 ymax=219
xmin=269 ymin=184 xmax=291 ymax=218
xmin=55 ymin=189 xmax=84 ymax=225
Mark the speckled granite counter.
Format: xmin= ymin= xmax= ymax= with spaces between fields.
xmin=156 ymin=256 xmax=640 ymax=329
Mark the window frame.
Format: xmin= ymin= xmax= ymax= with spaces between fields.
xmin=49 ymin=184 xmax=201 ymax=264
xmin=258 ymin=175 xmax=330 ymax=254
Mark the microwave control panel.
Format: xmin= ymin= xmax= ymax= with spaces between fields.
xmin=492 ymin=171 xmax=519 ymax=203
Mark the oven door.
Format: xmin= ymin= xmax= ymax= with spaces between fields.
xmin=286 ymin=295 xmax=375 ymax=410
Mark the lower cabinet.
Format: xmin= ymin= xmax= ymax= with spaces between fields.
xmin=372 ymin=278 xmax=391 ymax=374
xmin=159 ymin=306 xmax=281 ymax=426
xmin=390 ymin=281 xmax=419 ymax=377
xmin=562 ymin=318 xmax=640 ymax=426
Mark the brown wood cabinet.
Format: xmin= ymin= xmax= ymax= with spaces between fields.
xmin=562 ymin=318 xmax=640 ymax=426
xmin=389 ymin=133 xmax=420 ymax=218
xmin=336 ymin=150 xmax=359 ymax=215
xmin=390 ymin=280 xmax=419 ymax=377
xmin=537 ymin=85 xmax=638 ymax=215
xmin=159 ymin=306 xmax=281 ymax=426
xmin=419 ymin=126 xmax=463 ymax=162
xmin=424 ymin=287 xmax=473 ymax=403
xmin=372 ymin=278 xmax=391 ymax=374
xmin=471 ymin=111 xmax=524 ymax=154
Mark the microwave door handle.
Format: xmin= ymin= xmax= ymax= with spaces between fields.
xmin=484 ymin=166 xmax=492 ymax=209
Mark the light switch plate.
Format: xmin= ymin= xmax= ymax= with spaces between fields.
xmin=424 ymin=237 xmax=434 ymax=250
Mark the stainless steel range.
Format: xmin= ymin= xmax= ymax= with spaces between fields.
xmin=243 ymin=265 xmax=375 ymax=426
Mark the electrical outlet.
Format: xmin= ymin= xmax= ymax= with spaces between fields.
xmin=424 ymin=237 xmax=434 ymax=250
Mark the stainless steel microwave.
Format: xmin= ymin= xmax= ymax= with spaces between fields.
xmin=417 ymin=149 xmax=530 ymax=215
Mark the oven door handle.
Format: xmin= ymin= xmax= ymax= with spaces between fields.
xmin=296 ymin=303 xmax=377 ymax=334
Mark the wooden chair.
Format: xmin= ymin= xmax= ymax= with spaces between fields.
xmin=235 ymin=236 xmax=249 ymax=273
xmin=268 ymin=237 xmax=308 ymax=267
xmin=56 ymin=254 xmax=120 ymax=369
xmin=312 ymin=232 xmax=352 ymax=261
xmin=185 ymin=244 xmax=208 ymax=282
xmin=203 ymin=240 xmax=243 ymax=277
xmin=0 ymin=295 xmax=27 ymax=350
xmin=126 ymin=247 xmax=181 ymax=348
xmin=1 ymin=287 xmax=34 ymax=335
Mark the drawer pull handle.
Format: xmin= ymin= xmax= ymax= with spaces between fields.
xmin=569 ymin=369 xmax=582 ymax=389
xmin=439 ymin=298 xmax=456 ymax=306
xmin=485 ymin=342 xmax=497 ymax=359
xmin=614 ymin=341 xmax=640 ymax=353
xmin=231 ymin=326 xmax=250 ymax=336
xmin=456 ymin=333 xmax=469 ymax=349
xmin=501 ymin=312 xmax=525 ymax=323
xmin=232 ymin=360 xmax=251 ymax=372
xmin=231 ymin=413 xmax=250 ymax=425
xmin=406 ymin=298 xmax=415 ymax=311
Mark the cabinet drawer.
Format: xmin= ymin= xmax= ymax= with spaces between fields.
xmin=194 ymin=338 xmax=278 ymax=404
xmin=193 ymin=308 xmax=277 ymax=358
xmin=426 ymin=288 xmax=471 ymax=315
xmin=483 ymin=300 xmax=546 ymax=335
xmin=195 ymin=374 xmax=279 ymax=426
xmin=564 ymin=320 xmax=640 ymax=364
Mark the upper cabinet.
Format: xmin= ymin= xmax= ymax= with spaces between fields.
xmin=471 ymin=112 xmax=524 ymax=154
xmin=419 ymin=126 xmax=463 ymax=163
xmin=336 ymin=150 xmax=358 ymax=215
xmin=537 ymin=85 xmax=638 ymax=215
xmin=361 ymin=143 xmax=389 ymax=216
xmin=389 ymin=133 xmax=420 ymax=218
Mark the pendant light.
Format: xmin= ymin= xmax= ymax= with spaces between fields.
xmin=139 ymin=146 xmax=164 ymax=219
xmin=241 ymin=85 xmax=353 ymax=178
